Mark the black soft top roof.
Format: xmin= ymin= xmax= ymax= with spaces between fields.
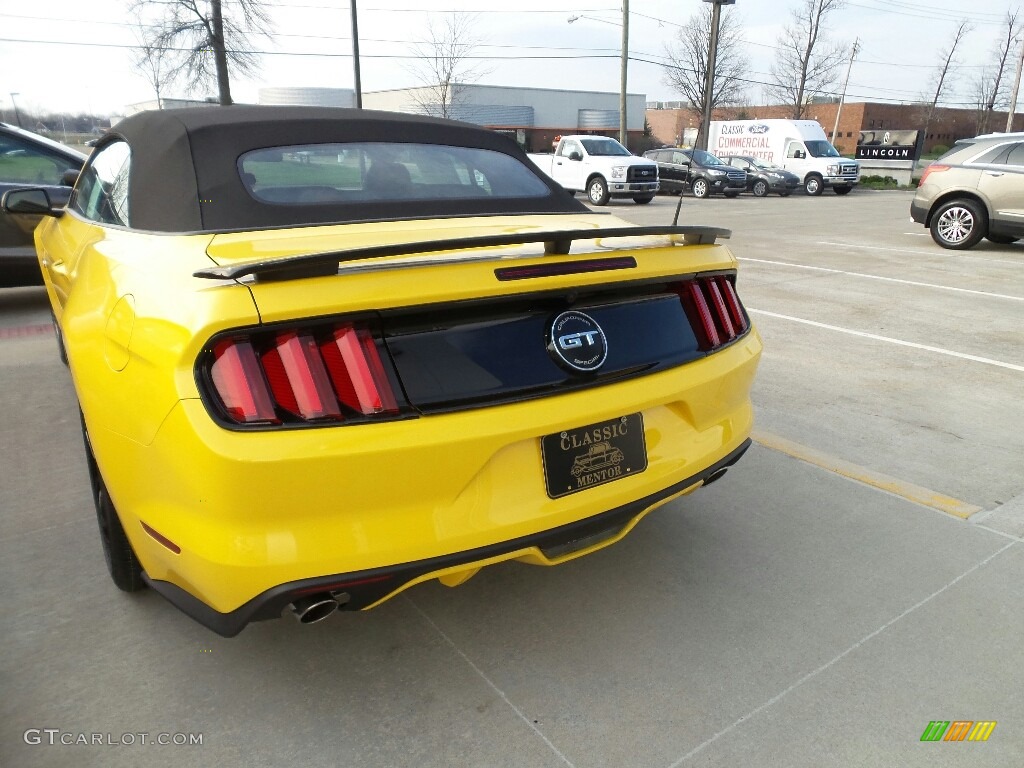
xmin=105 ymin=105 xmax=585 ymax=233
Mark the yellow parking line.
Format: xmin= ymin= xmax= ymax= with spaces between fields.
xmin=752 ymin=430 xmax=984 ymax=519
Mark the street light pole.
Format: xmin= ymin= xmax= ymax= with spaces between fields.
xmin=9 ymin=92 xmax=23 ymax=128
xmin=568 ymin=12 xmax=629 ymax=147
xmin=698 ymin=0 xmax=734 ymax=152
xmin=620 ymin=0 xmax=629 ymax=147
xmin=350 ymin=0 xmax=362 ymax=108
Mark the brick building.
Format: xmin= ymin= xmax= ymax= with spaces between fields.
xmin=646 ymin=102 xmax=1024 ymax=155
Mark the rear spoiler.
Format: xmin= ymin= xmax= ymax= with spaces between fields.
xmin=193 ymin=225 xmax=731 ymax=283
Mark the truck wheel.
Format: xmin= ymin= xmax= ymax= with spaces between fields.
xmin=804 ymin=175 xmax=824 ymax=196
xmin=751 ymin=179 xmax=769 ymax=197
xmin=632 ymin=195 xmax=654 ymax=204
xmin=691 ymin=178 xmax=710 ymax=199
xmin=833 ymin=186 xmax=853 ymax=196
xmin=587 ymin=177 xmax=610 ymax=206
xmin=930 ymin=199 xmax=986 ymax=250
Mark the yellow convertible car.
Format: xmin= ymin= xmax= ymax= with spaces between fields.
xmin=3 ymin=107 xmax=761 ymax=636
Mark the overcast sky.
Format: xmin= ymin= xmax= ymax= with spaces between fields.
xmin=0 ymin=0 xmax=1018 ymax=118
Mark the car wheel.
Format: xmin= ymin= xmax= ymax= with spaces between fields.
xmin=930 ymin=199 xmax=986 ymax=250
xmin=833 ymin=186 xmax=853 ymax=196
xmin=724 ymin=191 xmax=740 ymax=198
xmin=752 ymin=179 xmax=769 ymax=197
xmin=632 ymin=195 xmax=654 ymax=205
xmin=691 ymin=178 xmax=710 ymax=199
xmin=587 ymin=176 xmax=610 ymax=206
xmin=51 ymin=311 xmax=68 ymax=367
xmin=778 ymin=191 xmax=791 ymax=197
xmin=986 ymin=234 xmax=1018 ymax=245
xmin=804 ymin=175 xmax=823 ymax=196
xmin=82 ymin=416 xmax=146 ymax=592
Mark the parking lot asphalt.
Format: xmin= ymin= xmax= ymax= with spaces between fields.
xmin=2 ymin=190 xmax=1022 ymax=767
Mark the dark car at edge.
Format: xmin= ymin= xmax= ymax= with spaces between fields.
xmin=0 ymin=122 xmax=86 ymax=287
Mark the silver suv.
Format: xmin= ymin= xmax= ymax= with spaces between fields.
xmin=911 ymin=133 xmax=1024 ymax=250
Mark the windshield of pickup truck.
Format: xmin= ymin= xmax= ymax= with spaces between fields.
xmin=804 ymin=141 xmax=841 ymax=158
xmin=580 ymin=138 xmax=632 ymax=157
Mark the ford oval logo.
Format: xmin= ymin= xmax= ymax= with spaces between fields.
xmin=748 ymin=124 xmax=770 ymax=134
xmin=548 ymin=311 xmax=608 ymax=373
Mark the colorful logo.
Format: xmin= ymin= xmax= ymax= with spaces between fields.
xmin=920 ymin=721 xmax=996 ymax=742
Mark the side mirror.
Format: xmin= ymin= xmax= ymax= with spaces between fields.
xmin=62 ymin=168 xmax=80 ymax=186
xmin=795 ymin=150 xmax=806 ymax=159
xmin=568 ymin=150 xmax=583 ymax=162
xmin=2 ymin=188 xmax=60 ymax=217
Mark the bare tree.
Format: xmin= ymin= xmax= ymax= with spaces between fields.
xmin=765 ymin=0 xmax=847 ymax=118
xmin=971 ymin=10 xmax=1020 ymax=134
xmin=131 ymin=0 xmax=271 ymax=106
xmin=661 ymin=4 xmax=748 ymax=132
xmin=921 ymin=20 xmax=972 ymax=139
xmin=406 ymin=13 xmax=491 ymax=119
xmin=131 ymin=20 xmax=181 ymax=110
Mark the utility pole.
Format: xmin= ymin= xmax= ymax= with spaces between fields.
xmin=1007 ymin=34 xmax=1024 ymax=132
xmin=698 ymin=0 xmax=735 ymax=151
xmin=832 ymin=37 xmax=859 ymax=146
xmin=351 ymin=0 xmax=362 ymax=108
xmin=619 ymin=0 xmax=629 ymax=146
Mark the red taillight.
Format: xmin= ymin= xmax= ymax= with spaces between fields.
xmin=677 ymin=275 xmax=748 ymax=351
xmin=205 ymin=323 xmax=400 ymax=426
xmin=716 ymin=277 xmax=748 ymax=334
xmin=321 ymin=325 xmax=399 ymax=415
xmin=919 ymin=164 xmax=949 ymax=187
xmin=210 ymin=339 xmax=279 ymax=424
xmin=681 ymin=281 xmax=720 ymax=349
xmin=262 ymin=332 xmax=342 ymax=420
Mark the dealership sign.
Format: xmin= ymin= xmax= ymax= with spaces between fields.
xmin=856 ymin=130 xmax=922 ymax=161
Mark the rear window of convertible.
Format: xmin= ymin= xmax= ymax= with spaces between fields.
xmin=239 ymin=142 xmax=551 ymax=205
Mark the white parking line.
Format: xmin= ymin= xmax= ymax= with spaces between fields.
xmin=666 ymin=540 xmax=1017 ymax=766
xmin=816 ymin=240 xmax=1021 ymax=266
xmin=748 ymin=309 xmax=1024 ymax=373
xmin=739 ymin=257 xmax=1024 ymax=302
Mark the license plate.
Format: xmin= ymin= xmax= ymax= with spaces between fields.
xmin=541 ymin=414 xmax=647 ymax=499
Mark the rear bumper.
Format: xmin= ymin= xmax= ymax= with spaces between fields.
xmin=910 ymin=199 xmax=929 ymax=225
xmin=146 ymin=438 xmax=751 ymax=637
xmin=94 ymin=331 xmax=761 ymax=631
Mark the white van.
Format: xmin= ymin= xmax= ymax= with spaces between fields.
xmin=708 ymin=119 xmax=859 ymax=196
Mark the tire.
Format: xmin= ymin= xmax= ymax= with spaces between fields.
xmin=82 ymin=416 xmax=146 ymax=592
xmin=724 ymin=191 xmax=740 ymax=198
xmin=930 ymin=199 xmax=986 ymax=250
xmin=804 ymin=175 xmax=824 ymax=196
xmin=51 ymin=311 xmax=68 ymax=367
xmin=833 ymin=185 xmax=853 ymax=196
xmin=778 ymin=191 xmax=791 ymax=197
xmin=691 ymin=178 xmax=710 ymax=199
xmin=587 ymin=176 xmax=610 ymax=206
xmin=632 ymin=195 xmax=654 ymax=205
xmin=986 ymin=234 xmax=1018 ymax=245
xmin=751 ymin=179 xmax=769 ymax=197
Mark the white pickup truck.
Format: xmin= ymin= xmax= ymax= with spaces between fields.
xmin=528 ymin=135 xmax=659 ymax=206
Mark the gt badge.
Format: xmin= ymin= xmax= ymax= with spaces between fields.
xmin=548 ymin=311 xmax=608 ymax=372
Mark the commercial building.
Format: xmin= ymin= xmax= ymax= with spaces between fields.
xmin=647 ymin=101 xmax=1024 ymax=155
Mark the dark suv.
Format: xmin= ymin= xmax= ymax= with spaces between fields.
xmin=643 ymin=148 xmax=747 ymax=198
xmin=0 ymin=123 xmax=86 ymax=287
xmin=911 ymin=133 xmax=1024 ymax=249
